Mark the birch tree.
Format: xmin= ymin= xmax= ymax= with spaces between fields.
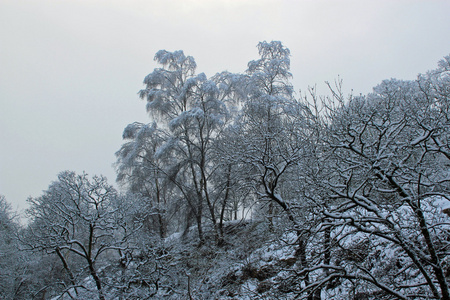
xmin=116 ymin=122 xmax=173 ymax=239
xmin=226 ymin=42 xmax=325 ymax=298
xmin=232 ymin=41 xmax=314 ymax=232
xmin=134 ymin=50 xmax=238 ymax=244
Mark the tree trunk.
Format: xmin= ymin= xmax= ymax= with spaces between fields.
xmin=154 ymin=174 xmax=166 ymax=239
xmin=218 ymin=165 xmax=232 ymax=246
xmin=157 ymin=212 xmax=166 ymax=239
xmin=195 ymin=204 xmax=204 ymax=244
xmin=415 ymin=205 xmax=450 ymax=300
xmin=88 ymin=260 xmax=105 ymax=300
xmin=56 ymin=247 xmax=78 ymax=296
xmin=87 ymin=224 xmax=105 ymax=300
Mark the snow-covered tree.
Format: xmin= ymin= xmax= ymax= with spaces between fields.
xmin=218 ymin=42 xmax=324 ymax=298
xmin=230 ymin=41 xmax=314 ymax=235
xmin=109 ymin=42 xmax=450 ymax=299
xmin=299 ymin=56 xmax=450 ymax=299
xmin=0 ymin=195 xmax=25 ymax=299
xmin=126 ymin=50 xmax=240 ymax=244
xmin=24 ymin=171 xmax=135 ymax=300
xmin=116 ymin=122 xmax=173 ymax=239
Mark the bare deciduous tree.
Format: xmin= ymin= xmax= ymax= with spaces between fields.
xmin=24 ymin=171 xmax=135 ymax=300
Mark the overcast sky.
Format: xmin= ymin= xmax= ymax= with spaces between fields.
xmin=1 ymin=0 xmax=450 ymax=214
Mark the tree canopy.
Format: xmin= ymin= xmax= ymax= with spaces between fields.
xmin=4 ymin=42 xmax=450 ymax=300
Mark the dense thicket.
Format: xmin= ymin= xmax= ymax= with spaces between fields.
xmin=2 ymin=42 xmax=449 ymax=299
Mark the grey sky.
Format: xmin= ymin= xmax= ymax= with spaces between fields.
xmin=1 ymin=0 xmax=450 ymax=214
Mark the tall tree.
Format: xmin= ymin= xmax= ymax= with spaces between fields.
xmin=133 ymin=50 xmax=237 ymax=244
xmin=233 ymin=41 xmax=314 ymax=232
xmin=228 ymin=42 xmax=324 ymax=297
